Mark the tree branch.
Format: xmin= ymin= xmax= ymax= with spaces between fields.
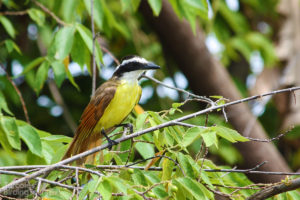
xmin=142 ymin=74 xmax=215 ymax=105
xmin=31 ymin=0 xmax=67 ymax=26
xmin=0 ymin=64 xmax=30 ymax=124
xmin=0 ymin=10 xmax=28 ymax=16
xmin=246 ymin=178 xmax=300 ymax=200
xmin=0 ymin=86 xmax=300 ymax=194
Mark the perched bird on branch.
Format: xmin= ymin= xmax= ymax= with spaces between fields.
xmin=62 ymin=55 xmax=160 ymax=165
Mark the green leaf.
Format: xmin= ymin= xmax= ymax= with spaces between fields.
xmin=218 ymin=1 xmax=249 ymax=34
xmin=50 ymin=144 xmax=68 ymax=163
xmin=148 ymin=0 xmax=162 ymax=16
xmin=65 ymin=64 xmax=80 ymax=90
xmin=21 ymin=57 xmax=45 ymax=76
xmin=34 ymin=61 xmax=49 ymax=94
xmin=78 ymin=183 xmax=89 ymax=200
xmin=246 ymin=33 xmax=277 ymax=66
xmin=287 ymin=190 xmax=300 ymax=200
xmin=162 ymin=152 xmax=175 ymax=181
xmin=172 ymin=102 xmax=184 ymax=109
xmin=211 ymin=125 xmax=249 ymax=143
xmin=202 ymin=131 xmax=218 ymax=148
xmin=135 ymin=139 xmax=155 ymax=159
xmin=88 ymin=176 xmax=101 ymax=199
xmin=0 ymin=117 xmax=20 ymax=150
xmin=177 ymin=152 xmax=194 ymax=178
xmin=174 ymin=177 xmax=208 ymax=200
xmin=28 ymin=8 xmax=45 ymax=26
xmin=61 ymin=0 xmax=79 ymax=22
xmin=19 ymin=125 xmax=42 ymax=156
xmin=41 ymin=135 xmax=72 ymax=143
xmin=135 ymin=112 xmax=148 ymax=130
xmin=76 ymin=23 xmax=103 ymax=68
xmin=107 ymin=176 xmax=128 ymax=195
xmin=0 ymin=116 xmax=14 ymax=154
xmin=230 ymin=37 xmax=252 ymax=61
xmin=121 ymin=0 xmax=141 ymax=12
xmin=132 ymin=169 xmax=147 ymax=186
xmin=143 ymin=172 xmax=168 ymax=198
xmin=185 ymin=0 xmax=207 ymax=11
xmin=83 ymin=0 xmax=104 ymax=29
xmin=0 ymin=91 xmax=13 ymax=115
xmin=71 ymin=32 xmax=90 ymax=69
xmin=4 ymin=39 xmax=21 ymax=54
xmin=182 ymin=127 xmax=205 ymax=147
xmin=53 ymin=26 xmax=75 ymax=60
xmin=41 ymin=141 xmax=54 ymax=164
xmin=51 ymin=61 xmax=66 ymax=87
xmin=0 ymin=16 xmax=16 ymax=38
xmin=98 ymin=179 xmax=111 ymax=200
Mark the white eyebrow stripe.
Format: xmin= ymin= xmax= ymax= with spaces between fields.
xmin=121 ymin=57 xmax=148 ymax=65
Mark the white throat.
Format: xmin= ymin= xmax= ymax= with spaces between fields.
xmin=120 ymin=70 xmax=144 ymax=85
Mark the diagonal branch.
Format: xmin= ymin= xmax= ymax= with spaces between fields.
xmin=0 ymin=86 xmax=300 ymax=194
xmin=0 ymin=64 xmax=30 ymax=124
xmin=31 ymin=0 xmax=67 ymax=26
xmin=246 ymin=178 xmax=300 ymax=200
xmin=142 ymin=74 xmax=214 ymax=105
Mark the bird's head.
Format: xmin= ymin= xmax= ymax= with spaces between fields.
xmin=112 ymin=55 xmax=160 ymax=81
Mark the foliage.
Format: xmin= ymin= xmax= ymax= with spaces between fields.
xmin=0 ymin=0 xmax=299 ymax=199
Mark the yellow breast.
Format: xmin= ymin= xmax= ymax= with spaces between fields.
xmin=94 ymin=80 xmax=141 ymax=132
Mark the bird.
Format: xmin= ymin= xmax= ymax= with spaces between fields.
xmin=62 ymin=55 xmax=160 ymax=165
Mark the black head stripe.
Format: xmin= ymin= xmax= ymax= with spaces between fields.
xmin=113 ymin=61 xmax=145 ymax=77
xmin=121 ymin=55 xmax=137 ymax=62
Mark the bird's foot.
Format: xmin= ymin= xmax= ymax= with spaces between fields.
xmin=115 ymin=123 xmax=134 ymax=134
xmin=101 ymin=129 xmax=118 ymax=150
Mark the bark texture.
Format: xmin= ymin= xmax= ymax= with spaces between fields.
xmin=140 ymin=0 xmax=291 ymax=182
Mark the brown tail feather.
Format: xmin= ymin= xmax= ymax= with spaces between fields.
xmin=62 ymin=132 xmax=103 ymax=165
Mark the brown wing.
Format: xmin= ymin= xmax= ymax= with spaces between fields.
xmin=62 ymin=80 xmax=119 ymax=161
xmin=76 ymin=80 xmax=119 ymax=137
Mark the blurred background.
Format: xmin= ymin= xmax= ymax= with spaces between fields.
xmin=0 ymin=0 xmax=300 ymax=183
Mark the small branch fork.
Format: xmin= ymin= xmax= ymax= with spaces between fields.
xmin=1 ymin=86 xmax=300 ymax=194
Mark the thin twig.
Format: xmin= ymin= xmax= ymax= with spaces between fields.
xmin=203 ymin=183 xmax=232 ymax=198
xmin=0 ymin=194 xmax=31 ymax=200
xmin=125 ymin=155 xmax=186 ymax=177
xmin=110 ymin=150 xmax=130 ymax=154
xmin=101 ymin=46 xmax=120 ymax=65
xmin=32 ymin=0 xmax=67 ymax=26
xmin=173 ymin=122 xmax=292 ymax=143
xmin=1 ymin=86 xmax=300 ymax=194
xmin=142 ymin=74 xmax=215 ymax=105
xmin=0 ymin=170 xmax=77 ymax=190
xmin=0 ymin=64 xmax=30 ymax=124
xmin=0 ymin=10 xmax=28 ymax=16
xmin=133 ymin=139 xmax=155 ymax=144
xmin=34 ymin=179 xmax=41 ymax=200
xmin=0 ymin=165 xmax=103 ymax=177
xmin=198 ymin=145 xmax=208 ymax=182
xmin=247 ymin=177 xmax=300 ymax=200
xmin=244 ymin=126 xmax=293 ymax=142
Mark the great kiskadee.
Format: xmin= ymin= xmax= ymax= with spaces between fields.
xmin=62 ymin=55 xmax=160 ymax=165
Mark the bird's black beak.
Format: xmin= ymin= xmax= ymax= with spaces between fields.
xmin=144 ymin=62 xmax=160 ymax=70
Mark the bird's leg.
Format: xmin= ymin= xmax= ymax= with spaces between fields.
xmin=101 ymin=128 xmax=118 ymax=150
xmin=115 ymin=123 xmax=134 ymax=134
